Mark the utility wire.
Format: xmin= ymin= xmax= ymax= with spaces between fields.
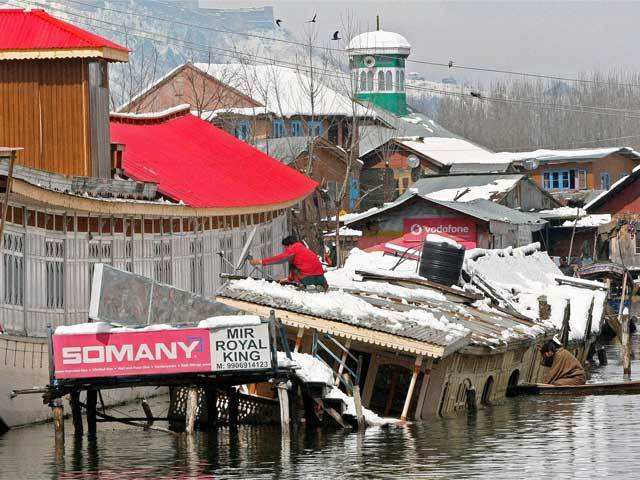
xmin=17 ymin=0 xmax=640 ymax=120
xmin=53 ymin=0 xmax=640 ymax=89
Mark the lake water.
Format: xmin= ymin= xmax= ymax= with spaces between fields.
xmin=1 ymin=337 xmax=639 ymax=479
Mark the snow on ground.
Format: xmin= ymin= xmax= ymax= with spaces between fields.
xmin=227 ymin=277 xmax=469 ymax=342
xmin=278 ymin=351 xmax=396 ymax=425
xmin=425 ymin=178 xmax=519 ymax=202
xmin=464 ymin=243 xmax=607 ymax=340
xmin=198 ymin=315 xmax=261 ymax=329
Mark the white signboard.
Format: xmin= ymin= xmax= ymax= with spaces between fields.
xmin=210 ymin=323 xmax=272 ymax=371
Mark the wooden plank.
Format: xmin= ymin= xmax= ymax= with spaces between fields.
xmin=509 ymin=381 xmax=640 ymax=396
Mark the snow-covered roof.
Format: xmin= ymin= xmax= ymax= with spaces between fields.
xmin=421 ymin=177 xmax=521 ymax=202
xmin=324 ymin=227 xmax=362 ymax=237
xmin=464 ymin=243 xmax=607 ymax=341
xmin=347 ymin=30 xmax=411 ymax=55
xmin=397 ymin=137 xmax=499 ymax=166
xmin=494 ymin=146 xmax=640 ymax=165
xmin=193 ymin=63 xmax=371 ymax=118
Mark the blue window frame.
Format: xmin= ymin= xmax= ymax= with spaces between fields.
xmin=291 ymin=120 xmax=302 ymax=137
xmin=601 ymin=171 xmax=611 ymax=190
xmin=272 ymin=119 xmax=284 ymax=138
xmin=307 ymin=120 xmax=323 ymax=136
xmin=543 ymin=169 xmax=575 ymax=190
xmin=234 ymin=120 xmax=251 ymax=141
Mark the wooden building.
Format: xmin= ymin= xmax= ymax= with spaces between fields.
xmin=495 ymin=147 xmax=640 ymax=194
xmin=0 ymin=9 xmax=129 ymax=177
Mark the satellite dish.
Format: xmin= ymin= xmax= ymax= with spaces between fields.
xmin=364 ymin=55 xmax=376 ymax=68
xmin=407 ymin=154 xmax=420 ymax=169
xmin=235 ymin=226 xmax=258 ymax=271
xmin=523 ymin=158 xmax=539 ymax=171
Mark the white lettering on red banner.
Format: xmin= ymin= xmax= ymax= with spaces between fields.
xmin=403 ymin=217 xmax=477 ymax=249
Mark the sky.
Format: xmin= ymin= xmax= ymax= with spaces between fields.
xmin=200 ymin=1 xmax=640 ymax=85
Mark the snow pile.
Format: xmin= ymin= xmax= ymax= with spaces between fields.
xmin=325 ymin=249 xmax=448 ymax=303
xmin=425 ymin=178 xmax=519 ymax=202
xmin=426 ymin=233 xmax=463 ymax=249
xmin=278 ymin=352 xmax=397 ymax=425
xmin=464 ymin=242 xmax=607 ymax=340
xmin=324 ymin=227 xmax=363 ymax=237
xmin=198 ymin=315 xmax=261 ymax=329
xmin=55 ymin=322 xmax=176 ymax=335
xmin=397 ymin=137 xmax=499 ymax=166
xmin=110 ymin=104 xmax=191 ymax=120
xmin=560 ymin=214 xmax=611 ymax=228
xmin=539 ymin=206 xmax=586 ymax=218
xmin=227 ymin=277 xmax=469 ymax=342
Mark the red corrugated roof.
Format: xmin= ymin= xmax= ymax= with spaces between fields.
xmin=0 ymin=9 xmax=127 ymax=53
xmin=110 ymin=112 xmax=317 ymax=209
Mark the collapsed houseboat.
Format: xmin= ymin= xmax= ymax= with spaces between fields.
xmin=217 ymin=242 xmax=607 ymax=418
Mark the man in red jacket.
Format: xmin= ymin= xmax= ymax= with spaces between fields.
xmin=250 ymin=236 xmax=328 ymax=291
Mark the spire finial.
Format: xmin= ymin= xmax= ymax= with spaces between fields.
xmin=376 ymin=15 xmax=380 ymax=31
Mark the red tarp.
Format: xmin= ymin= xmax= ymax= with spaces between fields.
xmin=110 ymin=113 xmax=318 ymax=208
xmin=0 ymin=9 xmax=127 ymax=52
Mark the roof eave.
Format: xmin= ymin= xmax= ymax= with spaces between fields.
xmin=0 ymin=46 xmax=129 ymax=62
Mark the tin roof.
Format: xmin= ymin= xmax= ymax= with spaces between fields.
xmin=0 ymin=9 xmax=128 ymax=61
xmin=109 ymin=108 xmax=317 ymax=209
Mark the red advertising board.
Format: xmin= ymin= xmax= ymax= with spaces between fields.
xmin=402 ymin=217 xmax=477 ymax=249
xmin=53 ymin=328 xmax=213 ymax=379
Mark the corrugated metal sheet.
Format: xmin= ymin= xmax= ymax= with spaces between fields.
xmin=407 ymin=174 xmax=525 ymax=199
xmin=110 ymin=112 xmax=318 ymax=208
xmin=0 ymin=9 xmax=127 ymax=53
xmin=432 ymin=199 xmax=545 ymax=224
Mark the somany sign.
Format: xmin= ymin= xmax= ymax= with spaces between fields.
xmin=53 ymin=324 xmax=272 ymax=379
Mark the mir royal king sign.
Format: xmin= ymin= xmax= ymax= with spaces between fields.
xmin=52 ymin=324 xmax=272 ymax=379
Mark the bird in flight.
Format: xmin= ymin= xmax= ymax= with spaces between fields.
xmin=332 ymin=31 xmax=341 ymax=40
xmin=308 ymin=13 xmax=317 ymax=23
xmin=448 ymin=60 xmax=454 ymax=68
xmin=275 ymin=19 xmax=283 ymax=27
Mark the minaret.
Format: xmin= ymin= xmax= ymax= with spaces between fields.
xmin=347 ymin=20 xmax=411 ymax=116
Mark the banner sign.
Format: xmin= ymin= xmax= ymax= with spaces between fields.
xmin=53 ymin=324 xmax=272 ymax=379
xmin=403 ymin=217 xmax=477 ymax=249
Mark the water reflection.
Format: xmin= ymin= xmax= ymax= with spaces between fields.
xmin=1 ymin=338 xmax=640 ymax=479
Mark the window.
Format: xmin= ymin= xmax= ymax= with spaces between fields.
xmin=234 ymin=120 xmax=251 ymax=141
xmin=542 ymin=170 xmax=576 ymax=190
xmin=386 ymin=71 xmax=393 ymax=91
xmin=377 ymin=70 xmax=385 ymax=91
xmin=45 ymin=240 xmax=64 ymax=309
xmin=367 ymin=70 xmax=374 ymax=91
xmin=360 ymin=71 xmax=367 ymax=91
xmin=307 ymin=120 xmax=323 ymax=136
xmin=600 ymin=171 xmax=611 ymax=190
xmin=3 ymin=233 xmax=24 ymax=306
xmin=272 ymin=119 xmax=284 ymax=138
xmin=399 ymin=71 xmax=405 ymax=91
xmin=577 ymin=169 xmax=588 ymax=190
xmin=395 ymin=71 xmax=401 ymax=91
xmin=88 ymin=239 xmax=112 ymax=291
xmin=290 ymin=120 xmax=302 ymax=137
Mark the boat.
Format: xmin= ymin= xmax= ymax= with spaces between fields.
xmin=508 ymin=380 xmax=640 ymax=396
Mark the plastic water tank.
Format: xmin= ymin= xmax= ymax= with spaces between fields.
xmin=418 ymin=239 xmax=465 ymax=286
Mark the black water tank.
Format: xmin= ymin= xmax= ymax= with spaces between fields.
xmin=418 ymin=239 xmax=465 ymax=286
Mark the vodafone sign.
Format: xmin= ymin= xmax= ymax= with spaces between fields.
xmin=53 ymin=325 xmax=272 ymax=379
xmin=403 ymin=217 xmax=477 ymax=249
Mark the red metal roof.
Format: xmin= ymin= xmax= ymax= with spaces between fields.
xmin=110 ymin=111 xmax=317 ymax=209
xmin=0 ymin=9 xmax=127 ymax=54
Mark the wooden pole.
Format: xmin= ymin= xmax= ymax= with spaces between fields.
xmin=401 ymin=355 xmax=423 ymax=421
xmin=0 ymin=150 xmax=17 ymax=250
xmin=205 ymin=386 xmax=217 ymax=430
xmin=185 ymin=387 xmax=198 ymax=434
xmin=343 ymin=373 xmax=364 ymax=429
xmin=277 ymin=382 xmax=290 ymax=431
xmin=52 ymin=398 xmax=65 ymax=446
xmin=294 ymin=327 xmax=305 ymax=353
xmin=621 ymin=312 xmax=632 ymax=376
xmin=70 ymin=391 xmax=83 ymax=436
xmin=414 ymin=358 xmax=433 ymax=421
xmin=228 ymin=388 xmax=239 ymax=430
xmin=560 ymin=301 xmax=571 ymax=347
xmin=141 ymin=399 xmax=154 ymax=429
xmin=566 ymin=206 xmax=581 ymax=266
xmin=86 ymin=390 xmax=97 ymax=437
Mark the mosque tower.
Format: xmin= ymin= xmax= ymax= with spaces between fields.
xmin=347 ymin=18 xmax=411 ymax=116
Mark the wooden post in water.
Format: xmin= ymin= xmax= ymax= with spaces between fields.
xmin=621 ymin=313 xmax=632 ymax=377
xmin=414 ymin=358 xmax=434 ymax=421
xmin=343 ymin=373 xmax=364 ymax=429
xmin=86 ymin=390 xmax=97 ymax=437
xmin=185 ymin=387 xmax=199 ymax=434
xmin=228 ymin=388 xmax=239 ymax=429
xmin=70 ymin=390 xmax=83 ymax=436
xmin=204 ymin=386 xmax=217 ymax=430
xmin=277 ymin=382 xmax=290 ymax=431
xmin=401 ymin=355 xmax=423 ymax=421
xmin=52 ymin=398 xmax=65 ymax=447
